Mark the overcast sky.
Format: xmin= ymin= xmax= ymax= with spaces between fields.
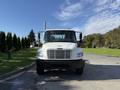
xmin=0 ymin=0 xmax=120 ymax=37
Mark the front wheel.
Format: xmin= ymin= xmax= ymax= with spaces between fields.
xmin=36 ymin=61 xmax=44 ymax=75
xmin=75 ymin=67 xmax=84 ymax=75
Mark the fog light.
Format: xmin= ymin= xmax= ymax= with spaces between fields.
xmin=77 ymin=52 xmax=83 ymax=57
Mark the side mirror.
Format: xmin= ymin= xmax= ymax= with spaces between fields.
xmin=38 ymin=32 xmax=41 ymax=47
xmin=38 ymin=32 xmax=40 ymax=40
xmin=77 ymin=33 xmax=82 ymax=47
xmin=79 ymin=33 xmax=82 ymax=43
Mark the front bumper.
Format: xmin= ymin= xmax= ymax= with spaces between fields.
xmin=36 ymin=59 xmax=85 ymax=69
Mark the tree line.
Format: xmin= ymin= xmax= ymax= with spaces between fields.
xmin=0 ymin=31 xmax=31 ymax=53
xmin=83 ymin=26 xmax=120 ymax=49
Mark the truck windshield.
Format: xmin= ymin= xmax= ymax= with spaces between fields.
xmin=44 ymin=30 xmax=76 ymax=43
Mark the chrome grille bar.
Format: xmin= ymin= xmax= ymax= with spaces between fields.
xmin=47 ymin=50 xmax=71 ymax=59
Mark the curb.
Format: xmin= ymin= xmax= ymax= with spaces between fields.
xmin=0 ymin=62 xmax=36 ymax=80
xmin=84 ymin=53 xmax=120 ymax=58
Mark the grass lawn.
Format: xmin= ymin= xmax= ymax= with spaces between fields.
xmin=0 ymin=48 xmax=37 ymax=75
xmin=83 ymin=48 xmax=120 ymax=57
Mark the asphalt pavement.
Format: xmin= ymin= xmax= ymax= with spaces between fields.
xmin=0 ymin=54 xmax=120 ymax=90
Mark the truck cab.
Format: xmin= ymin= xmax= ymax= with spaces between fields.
xmin=36 ymin=29 xmax=85 ymax=74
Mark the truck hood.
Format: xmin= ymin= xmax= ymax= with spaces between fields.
xmin=42 ymin=42 xmax=76 ymax=50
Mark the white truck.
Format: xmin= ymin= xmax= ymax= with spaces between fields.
xmin=36 ymin=29 xmax=85 ymax=75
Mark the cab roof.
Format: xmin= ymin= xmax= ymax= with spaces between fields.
xmin=39 ymin=28 xmax=81 ymax=33
xmin=46 ymin=29 xmax=74 ymax=31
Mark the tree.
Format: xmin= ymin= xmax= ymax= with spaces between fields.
xmin=104 ymin=28 xmax=120 ymax=48
xmin=17 ymin=37 xmax=21 ymax=50
xmin=24 ymin=37 xmax=27 ymax=48
xmin=91 ymin=34 xmax=104 ymax=48
xmin=28 ymin=30 xmax=35 ymax=45
xmin=26 ymin=38 xmax=30 ymax=48
xmin=21 ymin=37 xmax=25 ymax=49
xmin=83 ymin=35 xmax=94 ymax=48
xmin=6 ymin=32 xmax=12 ymax=59
xmin=12 ymin=34 xmax=18 ymax=50
xmin=6 ymin=32 xmax=12 ymax=50
xmin=21 ymin=37 xmax=30 ymax=49
xmin=0 ymin=31 xmax=6 ymax=52
xmin=83 ymin=26 xmax=120 ymax=48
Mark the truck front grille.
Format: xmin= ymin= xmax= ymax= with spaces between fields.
xmin=47 ymin=50 xmax=71 ymax=59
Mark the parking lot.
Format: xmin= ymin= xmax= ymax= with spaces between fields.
xmin=0 ymin=54 xmax=120 ymax=90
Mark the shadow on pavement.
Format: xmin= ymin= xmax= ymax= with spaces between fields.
xmin=82 ymin=64 xmax=120 ymax=80
xmin=35 ymin=63 xmax=120 ymax=90
xmin=37 ymin=63 xmax=120 ymax=81
xmin=0 ymin=63 xmax=120 ymax=90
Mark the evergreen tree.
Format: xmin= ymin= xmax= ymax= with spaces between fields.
xmin=6 ymin=32 xmax=12 ymax=50
xmin=26 ymin=38 xmax=30 ymax=48
xmin=12 ymin=34 xmax=18 ymax=50
xmin=24 ymin=37 xmax=27 ymax=48
xmin=17 ymin=37 xmax=21 ymax=50
xmin=21 ymin=37 xmax=25 ymax=49
xmin=28 ymin=29 xmax=35 ymax=45
xmin=0 ymin=31 xmax=6 ymax=52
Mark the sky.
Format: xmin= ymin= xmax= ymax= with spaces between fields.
xmin=0 ymin=0 xmax=120 ymax=37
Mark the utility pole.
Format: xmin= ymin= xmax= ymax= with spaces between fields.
xmin=44 ymin=21 xmax=47 ymax=30
xmin=38 ymin=32 xmax=40 ymax=47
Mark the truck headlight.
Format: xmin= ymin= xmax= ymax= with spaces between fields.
xmin=39 ymin=52 xmax=43 ymax=57
xmin=77 ymin=52 xmax=83 ymax=57
xmin=37 ymin=49 xmax=43 ymax=57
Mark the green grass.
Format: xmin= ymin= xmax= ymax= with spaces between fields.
xmin=83 ymin=48 xmax=120 ymax=57
xmin=0 ymin=48 xmax=37 ymax=75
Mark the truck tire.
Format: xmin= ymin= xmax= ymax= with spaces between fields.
xmin=36 ymin=61 xmax=44 ymax=75
xmin=75 ymin=67 xmax=84 ymax=75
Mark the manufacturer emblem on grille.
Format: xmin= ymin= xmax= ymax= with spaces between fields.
xmin=57 ymin=48 xmax=63 ymax=50
xmin=58 ymin=45 xmax=62 ymax=47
